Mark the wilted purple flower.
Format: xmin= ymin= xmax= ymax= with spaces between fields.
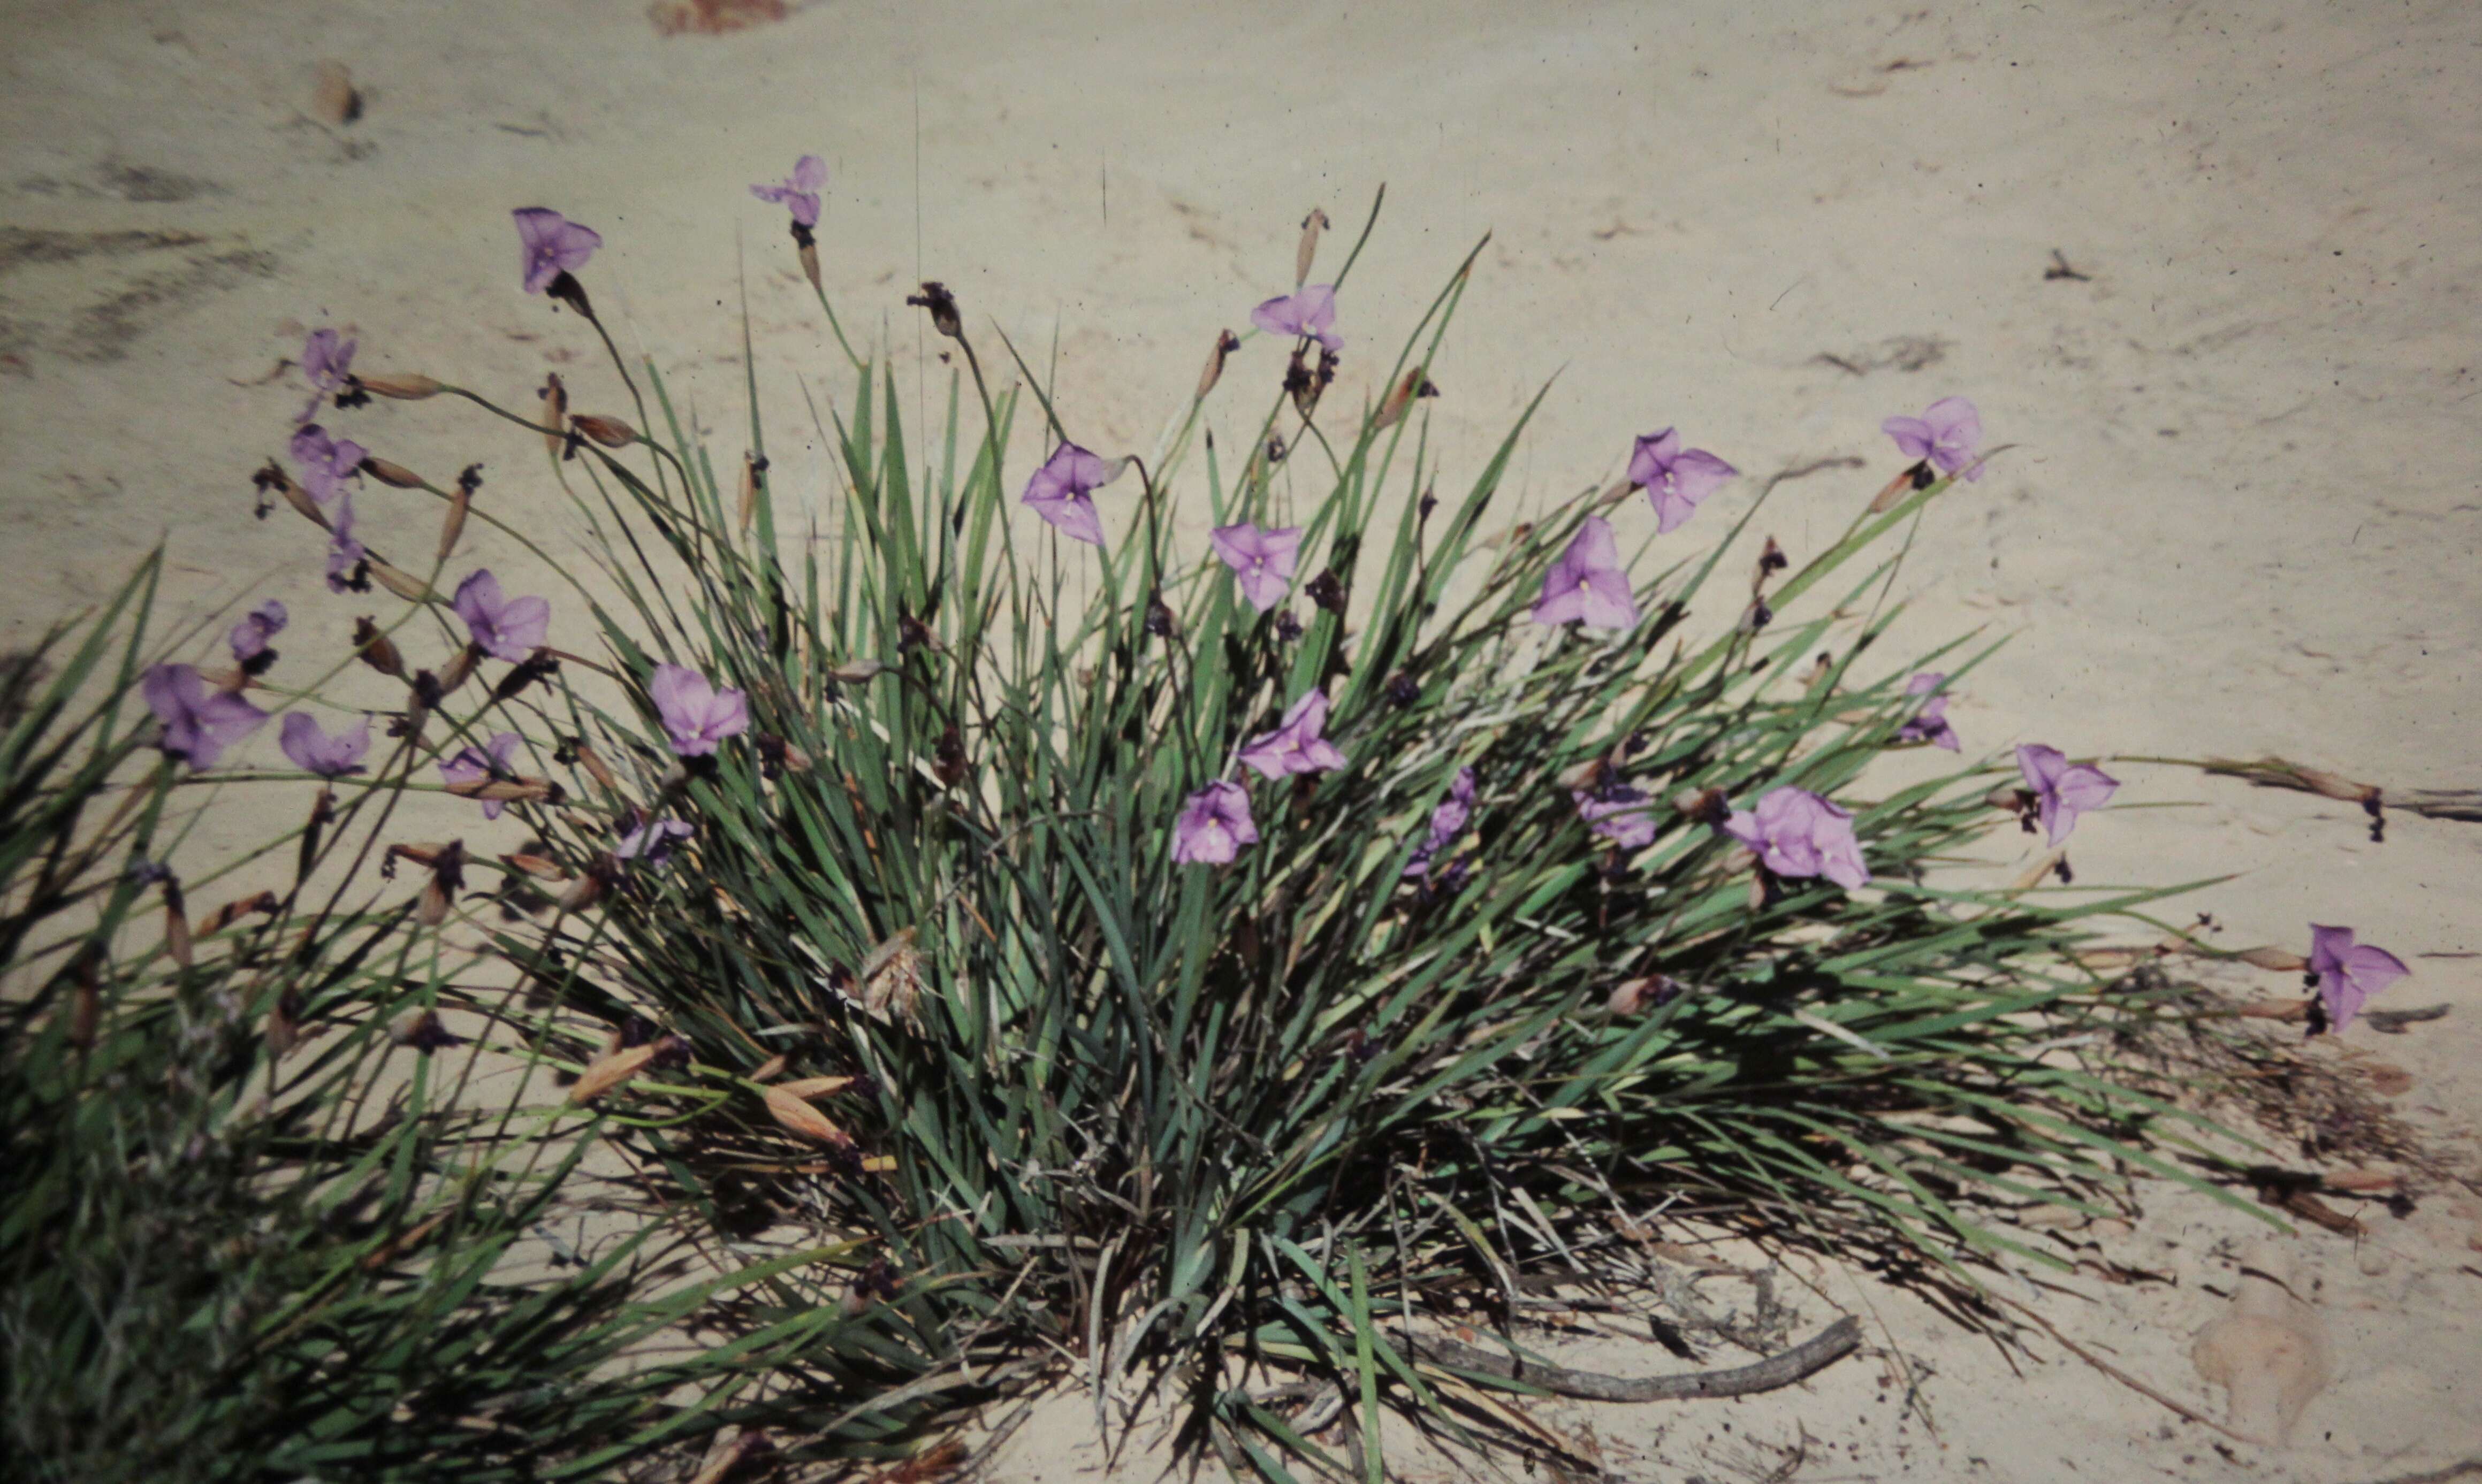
xmin=280 ymin=712 xmax=370 ymax=777
xmin=1171 ymin=779 xmax=1258 ymax=865
xmin=1209 ymin=523 xmax=1305 ymax=613
xmin=649 ymin=663 xmax=749 ymax=757
xmin=290 ymin=424 xmax=368 ymax=507
xmin=452 ymin=569 xmax=552 ymax=662
xmin=1628 ymin=429 xmax=1738 ymax=534
xmin=1895 ymin=672 xmax=1959 ymax=751
xmin=1251 ymin=285 xmax=1342 ymax=353
xmin=1724 ymin=786 xmax=1870 ymax=890
xmin=2015 ymin=744 xmax=2118 ymax=845
xmin=2307 ymin=923 xmax=2408 ymax=1033
xmin=1237 ymin=688 xmax=1347 ymax=779
xmin=615 ymin=816 xmax=696 ymax=870
xmin=227 ymin=600 xmax=287 ymax=664
xmin=1403 ymin=766 xmax=1479 ymax=878
xmin=1532 ymin=516 xmax=1640 ymax=631
xmin=750 ymin=155 xmax=826 ymax=228
xmin=1882 ymin=396 xmax=1984 ymax=481
xmin=1022 ymin=441 xmax=1115 ymax=548
xmin=143 ymin=663 xmax=268 ymax=771
xmin=324 ymin=493 xmax=366 ymax=593
xmin=439 ymin=731 xmax=523 ymax=819
xmin=1574 ymin=784 xmax=1659 ymax=850
xmin=513 ymin=208 xmax=603 ymax=295
xmin=297 ymin=328 xmax=356 ymax=424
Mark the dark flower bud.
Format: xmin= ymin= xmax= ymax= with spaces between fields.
xmin=1385 ymin=672 xmax=1420 ymax=707
xmin=932 ymin=726 xmax=968 ymax=788
xmin=570 ymin=414 xmax=637 ymax=449
xmin=410 ymin=670 xmax=445 ymax=711
xmin=492 ymin=653 xmax=559 ymax=703
xmin=1197 ymin=329 xmax=1240 ymax=401
xmin=352 ymin=616 xmax=404 ymax=678
xmin=389 ymin=1007 xmax=461 ymax=1051
xmin=1756 ymin=536 xmax=1788 ymax=579
xmin=1418 ymin=485 xmax=1438 ymax=522
xmin=1144 ymin=595 xmax=1179 ymax=640
xmin=905 ymin=281 xmax=962 ymax=339
xmin=1306 ymin=570 xmax=1345 ymax=614
xmin=1274 ymin=609 xmax=1304 ymax=642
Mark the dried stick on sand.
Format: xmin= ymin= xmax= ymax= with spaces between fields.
xmin=1399 ymin=1315 xmax=1862 ymax=1402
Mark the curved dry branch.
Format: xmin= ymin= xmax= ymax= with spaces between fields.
xmin=1400 ymin=1314 xmax=1862 ymax=1403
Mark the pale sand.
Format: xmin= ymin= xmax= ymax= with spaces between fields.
xmin=3 ymin=1 xmax=2476 ymax=1478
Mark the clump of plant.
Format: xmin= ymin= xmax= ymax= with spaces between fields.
xmin=21 ymin=171 xmax=2423 ymax=1481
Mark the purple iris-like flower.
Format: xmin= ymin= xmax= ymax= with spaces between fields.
xmin=1250 ymin=285 xmax=1342 ymax=353
xmin=1404 ymin=766 xmax=1479 ymax=878
xmin=297 ymin=328 xmax=356 ymax=424
xmin=324 ymin=492 xmax=366 ymax=593
xmin=1237 ymin=688 xmax=1347 ymax=780
xmin=750 ymin=155 xmax=826 ymax=228
xmin=1532 ymin=516 xmax=1640 ymax=631
xmin=227 ymin=600 xmax=288 ymax=664
xmin=2306 ymin=923 xmax=2408 ymax=1034
xmin=1209 ymin=523 xmax=1305 ymax=613
xmin=650 ymin=663 xmax=749 ymax=758
xmin=1882 ymin=396 xmax=1984 ymax=481
xmin=143 ymin=663 xmax=268 ymax=772
xmin=1724 ymin=786 xmax=1870 ymax=890
xmin=439 ymin=731 xmax=523 ymax=819
xmin=452 ymin=569 xmax=552 ymax=662
xmin=2015 ymin=744 xmax=2118 ymax=845
xmin=1574 ymin=784 xmax=1659 ymax=850
xmin=290 ymin=424 xmax=368 ymax=507
xmin=1171 ymin=779 xmax=1258 ymax=865
xmin=513 ymin=208 xmax=603 ymax=295
xmin=280 ymin=712 xmax=370 ymax=778
xmin=1895 ymin=672 xmax=1959 ymax=751
xmin=1022 ymin=441 xmax=1115 ymax=547
xmin=1627 ymin=428 xmax=1738 ymax=534
xmin=616 ymin=817 xmax=696 ymax=870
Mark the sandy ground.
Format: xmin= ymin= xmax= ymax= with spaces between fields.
xmin=5 ymin=0 xmax=2479 ymax=1478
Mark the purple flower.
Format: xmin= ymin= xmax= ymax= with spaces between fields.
xmin=2015 ymin=744 xmax=2118 ymax=846
xmin=1882 ymin=396 xmax=1984 ymax=481
xmin=615 ymin=816 xmax=696 ymax=870
xmin=513 ymin=208 xmax=603 ymax=295
xmin=290 ymin=424 xmax=368 ymax=507
xmin=750 ymin=155 xmax=826 ymax=228
xmin=142 ymin=663 xmax=268 ymax=772
xmin=297 ymin=328 xmax=356 ymax=424
xmin=1574 ymin=784 xmax=1659 ymax=850
xmin=1532 ymin=516 xmax=1640 ymax=631
xmin=1405 ymin=766 xmax=1479 ymax=878
xmin=439 ymin=731 xmax=523 ymax=819
xmin=227 ymin=600 xmax=288 ymax=664
xmin=649 ymin=663 xmax=749 ymax=758
xmin=1022 ymin=441 xmax=1115 ymax=548
xmin=452 ymin=569 xmax=552 ymax=662
xmin=1627 ymin=429 xmax=1738 ymax=534
xmin=1250 ymin=285 xmax=1342 ymax=353
xmin=2307 ymin=924 xmax=2409 ymax=1034
xmin=1171 ymin=780 xmax=1258 ymax=865
xmin=280 ymin=712 xmax=370 ymax=778
xmin=1209 ymin=523 xmax=1305 ymax=613
xmin=1895 ymin=672 xmax=1959 ymax=751
xmin=1723 ymin=787 xmax=1870 ymax=890
xmin=324 ymin=492 xmax=366 ymax=593
xmin=1237 ymin=688 xmax=1348 ymax=780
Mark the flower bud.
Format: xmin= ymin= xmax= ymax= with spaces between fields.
xmin=355 ymin=372 xmax=441 ymax=400
xmin=352 ymin=616 xmax=403 ymax=678
xmin=368 ymin=561 xmax=432 ymax=602
xmin=538 ymin=373 xmax=568 ymax=457
xmin=361 ymin=456 xmax=423 ymax=489
xmin=1373 ymin=367 xmax=1438 ymax=432
xmin=905 ymin=281 xmax=962 ymax=339
xmin=763 ymin=1083 xmax=854 ymax=1145
xmin=434 ymin=643 xmax=478 ymax=694
xmin=570 ymin=414 xmax=637 ymax=449
xmin=1197 ymin=330 xmax=1239 ymax=401
xmin=1295 ymin=206 xmax=1330 ymax=287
